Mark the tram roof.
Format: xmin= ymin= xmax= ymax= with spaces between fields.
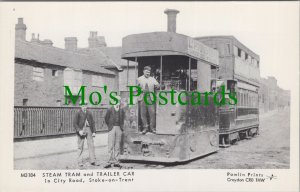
xmin=121 ymin=32 xmax=219 ymax=67
xmin=194 ymin=36 xmax=260 ymax=61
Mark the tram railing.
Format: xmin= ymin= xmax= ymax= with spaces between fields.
xmin=14 ymin=106 xmax=108 ymax=139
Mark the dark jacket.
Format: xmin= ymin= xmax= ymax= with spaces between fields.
xmin=105 ymin=107 xmax=125 ymax=132
xmin=73 ymin=110 xmax=95 ymax=133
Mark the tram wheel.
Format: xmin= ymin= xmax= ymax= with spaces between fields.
xmin=248 ymin=129 xmax=254 ymax=137
xmin=253 ymin=127 xmax=259 ymax=137
xmin=239 ymin=132 xmax=245 ymax=140
xmin=220 ymin=135 xmax=230 ymax=148
xmin=230 ymin=138 xmax=237 ymax=145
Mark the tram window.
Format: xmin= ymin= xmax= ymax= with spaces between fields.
xmin=233 ymin=46 xmax=238 ymax=56
xmin=227 ymin=80 xmax=236 ymax=92
xmin=227 ymin=44 xmax=231 ymax=55
xmin=211 ymin=80 xmax=216 ymax=92
xmin=240 ymin=93 xmax=243 ymax=106
xmin=238 ymin=48 xmax=242 ymax=57
xmin=240 ymin=93 xmax=242 ymax=106
xmin=241 ymin=51 xmax=245 ymax=60
xmin=158 ymin=56 xmax=197 ymax=91
xmin=248 ymin=56 xmax=252 ymax=64
xmin=248 ymin=93 xmax=250 ymax=107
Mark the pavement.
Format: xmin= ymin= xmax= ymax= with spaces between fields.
xmin=14 ymin=133 xmax=109 ymax=169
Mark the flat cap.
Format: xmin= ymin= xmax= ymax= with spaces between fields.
xmin=144 ymin=66 xmax=151 ymax=71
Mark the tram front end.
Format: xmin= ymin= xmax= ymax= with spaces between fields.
xmin=119 ymin=32 xmax=220 ymax=163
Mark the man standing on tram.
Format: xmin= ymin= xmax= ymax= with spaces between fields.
xmin=137 ymin=66 xmax=160 ymax=134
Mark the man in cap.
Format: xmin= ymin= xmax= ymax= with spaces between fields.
xmin=73 ymin=104 xmax=99 ymax=167
xmin=137 ymin=66 xmax=160 ymax=134
xmin=104 ymin=95 xmax=125 ymax=168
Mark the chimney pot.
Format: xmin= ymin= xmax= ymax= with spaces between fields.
xmin=42 ymin=39 xmax=53 ymax=47
xmin=64 ymin=37 xmax=78 ymax=51
xmin=164 ymin=9 xmax=180 ymax=33
xmin=15 ymin=18 xmax=27 ymax=40
xmin=88 ymin=31 xmax=106 ymax=48
xmin=90 ymin=31 xmax=98 ymax=38
xmin=18 ymin=18 xmax=24 ymax=24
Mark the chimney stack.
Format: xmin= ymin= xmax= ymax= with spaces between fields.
xmin=164 ymin=9 xmax=179 ymax=33
xmin=64 ymin=37 xmax=77 ymax=51
xmin=42 ymin=39 xmax=53 ymax=47
xmin=15 ymin=18 xmax=27 ymax=40
xmin=88 ymin=31 xmax=107 ymax=48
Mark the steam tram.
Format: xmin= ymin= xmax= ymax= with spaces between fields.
xmin=118 ymin=10 xmax=260 ymax=162
xmin=195 ymin=36 xmax=260 ymax=147
xmin=119 ymin=31 xmax=220 ymax=162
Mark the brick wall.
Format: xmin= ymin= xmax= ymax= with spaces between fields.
xmin=14 ymin=61 xmax=65 ymax=106
xmin=15 ymin=60 xmax=117 ymax=107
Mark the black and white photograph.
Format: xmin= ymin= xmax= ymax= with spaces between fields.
xmin=0 ymin=1 xmax=299 ymax=192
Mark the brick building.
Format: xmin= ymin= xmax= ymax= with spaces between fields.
xmin=14 ymin=18 xmax=120 ymax=107
xmin=259 ymin=76 xmax=290 ymax=113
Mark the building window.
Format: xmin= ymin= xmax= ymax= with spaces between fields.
xmin=52 ymin=70 xmax=59 ymax=77
xmin=245 ymin=53 xmax=248 ymax=60
xmin=56 ymin=100 xmax=61 ymax=106
xmin=92 ymin=75 xmax=104 ymax=87
xmin=22 ymin=99 xmax=28 ymax=106
xmin=32 ymin=67 xmax=44 ymax=81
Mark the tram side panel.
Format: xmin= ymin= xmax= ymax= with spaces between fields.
xmin=185 ymin=95 xmax=219 ymax=160
xmin=219 ymin=87 xmax=260 ymax=146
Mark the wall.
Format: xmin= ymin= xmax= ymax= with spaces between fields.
xmin=15 ymin=60 xmax=117 ymax=107
xmin=14 ymin=61 xmax=64 ymax=106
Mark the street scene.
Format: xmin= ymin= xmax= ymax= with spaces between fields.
xmin=1 ymin=3 xmax=298 ymax=192
xmin=14 ymin=107 xmax=290 ymax=169
xmin=13 ymin=6 xmax=291 ymax=170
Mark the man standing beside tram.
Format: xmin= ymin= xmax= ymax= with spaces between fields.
xmin=137 ymin=66 xmax=160 ymax=134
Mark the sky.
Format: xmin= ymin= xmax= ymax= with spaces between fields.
xmin=5 ymin=2 xmax=299 ymax=90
